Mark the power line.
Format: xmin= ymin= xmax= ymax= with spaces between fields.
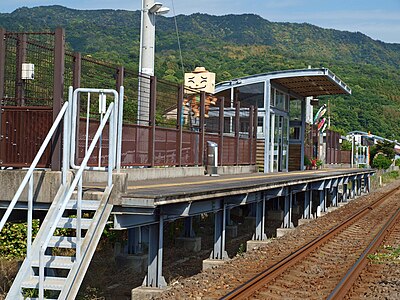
xmin=171 ymin=0 xmax=185 ymax=77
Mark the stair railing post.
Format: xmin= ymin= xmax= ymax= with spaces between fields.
xmin=27 ymin=174 xmax=33 ymax=260
xmin=108 ymin=105 xmax=116 ymax=187
xmin=76 ymin=176 xmax=82 ymax=261
xmin=219 ymin=97 xmax=224 ymax=166
xmin=39 ymin=244 xmax=45 ymax=300
xmin=116 ymin=86 xmax=124 ymax=172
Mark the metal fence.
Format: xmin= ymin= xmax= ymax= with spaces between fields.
xmin=0 ymin=28 xmax=257 ymax=169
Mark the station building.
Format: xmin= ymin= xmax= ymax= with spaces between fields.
xmin=212 ymin=68 xmax=351 ymax=172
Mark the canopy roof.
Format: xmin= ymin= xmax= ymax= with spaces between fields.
xmin=216 ymin=68 xmax=351 ymax=97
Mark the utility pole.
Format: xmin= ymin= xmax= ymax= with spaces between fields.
xmin=137 ymin=0 xmax=169 ymax=124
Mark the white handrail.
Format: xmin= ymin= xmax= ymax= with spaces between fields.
xmin=38 ymin=102 xmax=116 ymax=299
xmin=0 ymin=102 xmax=70 ymax=233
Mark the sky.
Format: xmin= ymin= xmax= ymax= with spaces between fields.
xmin=1 ymin=0 xmax=400 ymax=44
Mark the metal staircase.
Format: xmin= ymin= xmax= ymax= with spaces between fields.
xmin=1 ymin=87 xmax=124 ymax=299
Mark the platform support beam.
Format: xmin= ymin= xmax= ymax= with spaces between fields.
xmin=143 ymin=217 xmax=166 ymax=288
xmin=304 ymin=190 xmax=311 ymax=219
xmin=210 ymin=205 xmax=228 ymax=260
xmin=253 ymin=198 xmax=267 ymax=240
xmin=343 ymin=184 xmax=348 ymax=203
xmin=184 ymin=217 xmax=195 ymax=238
xmin=332 ymin=186 xmax=338 ymax=207
xmin=283 ymin=193 xmax=292 ymax=228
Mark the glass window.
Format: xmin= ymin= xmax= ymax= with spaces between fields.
xmin=272 ymin=88 xmax=290 ymax=112
xmin=234 ymin=82 xmax=265 ymax=109
xmin=290 ymin=99 xmax=302 ymax=121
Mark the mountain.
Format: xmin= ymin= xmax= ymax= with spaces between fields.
xmin=1 ymin=6 xmax=400 ymax=140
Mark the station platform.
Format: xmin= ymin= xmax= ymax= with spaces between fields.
xmin=120 ymin=168 xmax=373 ymax=206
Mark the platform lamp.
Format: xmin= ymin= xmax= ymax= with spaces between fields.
xmin=137 ymin=0 xmax=170 ymax=125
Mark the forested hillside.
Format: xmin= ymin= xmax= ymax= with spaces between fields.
xmin=1 ymin=5 xmax=400 ymax=139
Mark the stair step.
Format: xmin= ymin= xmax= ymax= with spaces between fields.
xmin=31 ymin=255 xmax=76 ymax=269
xmin=22 ymin=276 xmax=66 ymax=290
xmin=48 ymin=236 xmax=77 ymax=248
xmin=58 ymin=217 xmax=92 ymax=229
xmin=66 ymin=199 xmax=101 ymax=211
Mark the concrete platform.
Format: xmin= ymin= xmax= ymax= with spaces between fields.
xmin=202 ymin=258 xmax=230 ymax=270
xmin=247 ymin=239 xmax=272 ymax=251
xmin=131 ymin=286 xmax=167 ymax=300
xmin=276 ymin=228 xmax=295 ymax=237
xmin=298 ymin=218 xmax=313 ymax=226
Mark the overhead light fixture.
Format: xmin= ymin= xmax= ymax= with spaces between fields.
xmin=149 ymin=2 xmax=163 ymax=13
xmin=155 ymin=6 xmax=170 ymax=15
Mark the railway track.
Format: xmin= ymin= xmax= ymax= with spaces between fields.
xmin=221 ymin=185 xmax=400 ymax=299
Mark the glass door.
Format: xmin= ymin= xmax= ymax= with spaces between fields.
xmin=270 ymin=113 xmax=289 ymax=172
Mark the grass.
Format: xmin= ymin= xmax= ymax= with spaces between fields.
xmin=368 ymin=245 xmax=400 ymax=264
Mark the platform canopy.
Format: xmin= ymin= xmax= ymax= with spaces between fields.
xmin=216 ymin=68 xmax=351 ymax=97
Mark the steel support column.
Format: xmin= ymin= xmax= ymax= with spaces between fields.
xmin=143 ymin=217 xmax=166 ymax=288
xmin=128 ymin=227 xmax=143 ymax=254
xmin=283 ymin=194 xmax=291 ymax=228
xmin=304 ymin=190 xmax=311 ymax=219
xmin=210 ymin=205 xmax=228 ymax=260
xmin=332 ymin=186 xmax=338 ymax=207
xmin=343 ymin=184 xmax=348 ymax=203
xmin=184 ymin=217 xmax=195 ymax=238
xmin=253 ymin=198 xmax=267 ymax=240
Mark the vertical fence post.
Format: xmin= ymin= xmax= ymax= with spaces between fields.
xmin=199 ymin=91 xmax=206 ymax=165
xmin=249 ymin=106 xmax=254 ymax=165
xmin=73 ymin=52 xmax=81 ymax=162
xmin=253 ymin=106 xmax=258 ymax=165
xmin=116 ymin=66 xmax=124 ymax=89
xmin=16 ymin=33 xmax=27 ymax=106
xmin=0 ymin=28 xmax=5 ymax=102
xmin=219 ymin=97 xmax=224 ymax=166
xmin=149 ymin=76 xmax=157 ymax=166
xmin=176 ymin=84 xmax=183 ymax=166
xmin=51 ymin=27 xmax=65 ymax=171
xmin=235 ymin=101 xmax=240 ymax=165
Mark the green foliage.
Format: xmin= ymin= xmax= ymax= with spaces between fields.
xmin=304 ymin=156 xmax=311 ymax=166
xmin=395 ymin=158 xmax=400 ymax=167
xmin=370 ymin=141 xmax=396 ymax=161
xmin=341 ymin=140 xmax=352 ymax=151
xmin=0 ymin=220 xmax=40 ymax=259
xmin=368 ymin=245 xmax=400 ymax=263
xmin=236 ymin=243 xmax=246 ymax=256
xmin=1 ymin=7 xmax=400 ymax=139
xmin=371 ymin=154 xmax=392 ymax=170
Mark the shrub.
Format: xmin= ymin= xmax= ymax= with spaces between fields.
xmin=372 ymin=154 xmax=392 ymax=170
xmin=395 ymin=158 xmax=400 ymax=167
xmin=0 ymin=220 xmax=40 ymax=259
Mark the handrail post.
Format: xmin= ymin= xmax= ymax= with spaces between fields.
xmin=235 ymin=101 xmax=240 ymax=165
xmin=219 ymin=97 xmax=224 ymax=166
xmin=199 ymin=91 xmax=206 ymax=165
xmin=52 ymin=27 xmax=65 ymax=171
xmin=116 ymin=86 xmax=124 ymax=172
xmin=149 ymin=76 xmax=156 ymax=166
xmin=27 ymin=175 xmax=33 ymax=260
xmin=176 ymin=84 xmax=184 ymax=166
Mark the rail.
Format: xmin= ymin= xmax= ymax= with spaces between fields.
xmin=0 ymin=102 xmax=70 ymax=260
xmin=327 ymin=206 xmax=400 ymax=299
xmin=221 ymin=185 xmax=400 ymax=299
